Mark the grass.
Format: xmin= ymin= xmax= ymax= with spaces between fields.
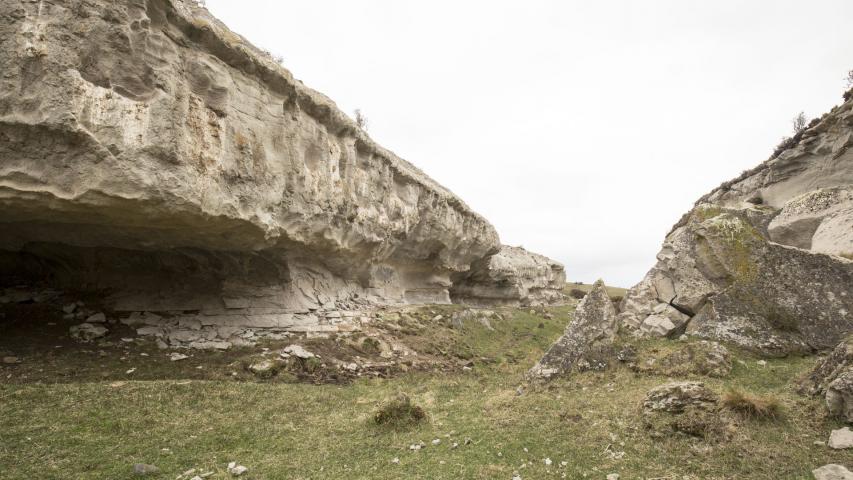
xmin=1 ymin=305 xmax=851 ymax=479
xmin=722 ymin=389 xmax=783 ymax=420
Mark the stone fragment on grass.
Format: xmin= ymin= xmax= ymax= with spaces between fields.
xmin=70 ymin=323 xmax=108 ymax=342
xmin=132 ymin=463 xmax=159 ymax=476
xmin=169 ymin=353 xmax=189 ymax=362
xmin=528 ymin=280 xmax=617 ymax=380
xmin=248 ymin=359 xmax=280 ymax=378
xmin=643 ymin=381 xmax=719 ymax=413
xmin=813 ymin=464 xmax=853 ymax=480
xmin=829 ymin=427 xmax=853 ymax=449
xmin=642 ymin=381 xmax=727 ymax=439
xmin=227 ymin=461 xmax=248 ymax=476
xmin=283 ymin=344 xmax=315 ymax=359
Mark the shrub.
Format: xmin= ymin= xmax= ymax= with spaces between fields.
xmin=722 ymin=389 xmax=782 ymax=420
xmin=374 ymin=394 xmax=427 ymax=428
xmin=354 ymin=109 xmax=368 ymax=131
xmin=568 ymin=289 xmax=586 ymax=300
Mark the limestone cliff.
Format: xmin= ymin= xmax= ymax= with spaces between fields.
xmin=621 ymin=93 xmax=853 ymax=356
xmin=0 ymin=0 xmax=509 ymax=336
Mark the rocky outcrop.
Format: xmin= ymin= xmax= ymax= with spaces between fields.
xmin=0 ymin=0 xmax=513 ymax=337
xmin=621 ymin=94 xmax=853 ymax=356
xmin=450 ymin=246 xmax=566 ymax=306
xmin=528 ymin=279 xmax=616 ymax=379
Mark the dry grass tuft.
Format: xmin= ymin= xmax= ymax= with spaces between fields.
xmin=373 ymin=393 xmax=427 ymax=428
xmin=722 ymin=389 xmax=783 ymax=420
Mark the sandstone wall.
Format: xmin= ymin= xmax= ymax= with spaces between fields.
xmin=0 ymin=0 xmax=502 ymax=336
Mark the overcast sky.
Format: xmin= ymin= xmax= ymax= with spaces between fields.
xmin=205 ymin=0 xmax=853 ymax=287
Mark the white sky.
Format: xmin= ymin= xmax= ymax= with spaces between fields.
xmin=204 ymin=0 xmax=853 ymax=287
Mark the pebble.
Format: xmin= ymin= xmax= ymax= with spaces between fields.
xmin=86 ymin=312 xmax=107 ymax=323
xmin=606 ymin=474 xmax=619 ymax=480
xmin=392 ymin=457 xmax=400 ymax=464
xmin=126 ymin=368 xmax=136 ymax=374
xmin=2 ymin=356 xmax=20 ymax=365
xmin=432 ymin=438 xmax=441 ymax=445
xmin=757 ymin=360 xmax=767 ymax=366
xmin=544 ymin=458 xmax=552 ymax=465
xmin=170 ymin=353 xmax=189 ymax=362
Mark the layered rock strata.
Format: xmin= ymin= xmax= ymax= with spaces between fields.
xmin=0 ymin=0 xmax=511 ymax=339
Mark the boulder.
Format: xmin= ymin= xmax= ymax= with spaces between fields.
xmin=813 ymin=464 xmax=853 ymax=480
xmin=451 ymin=246 xmax=566 ymax=306
xmin=801 ymin=336 xmax=853 ymax=422
xmin=0 ymin=0 xmax=502 ymax=333
xmin=621 ymin=94 xmax=853 ymax=356
xmin=641 ymin=381 xmax=727 ymax=439
xmin=527 ymin=280 xmax=616 ymax=379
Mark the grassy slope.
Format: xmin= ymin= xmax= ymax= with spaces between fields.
xmin=1 ymin=307 xmax=851 ymax=479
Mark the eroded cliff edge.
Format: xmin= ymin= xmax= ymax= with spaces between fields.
xmin=620 ymin=93 xmax=853 ymax=356
xmin=0 ymin=0 xmax=516 ymax=339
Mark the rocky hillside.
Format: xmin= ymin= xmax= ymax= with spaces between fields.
xmin=620 ymin=94 xmax=853 ymax=356
xmin=0 ymin=0 xmax=564 ymax=341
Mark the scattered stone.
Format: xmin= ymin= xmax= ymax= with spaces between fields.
xmin=2 ymin=356 xmax=20 ymax=365
xmin=392 ymin=457 xmax=400 ymax=464
xmin=644 ymin=381 xmax=719 ymax=413
xmin=62 ymin=303 xmax=77 ymax=314
xmin=829 ymin=427 xmax=853 ymax=449
xmin=69 ymin=323 xmax=109 ymax=342
xmin=757 ymin=360 xmax=767 ymax=367
xmin=126 ymin=368 xmax=136 ymax=375
xmin=528 ymin=280 xmax=617 ymax=380
xmin=132 ymin=463 xmax=159 ymax=476
xmin=813 ymin=464 xmax=853 ymax=480
xmin=283 ymin=345 xmax=315 ymax=359
xmin=431 ymin=438 xmax=441 ymax=445
xmin=227 ymin=462 xmax=248 ymax=476
xmin=543 ymin=458 xmax=552 ymax=465
xmin=86 ymin=312 xmax=107 ymax=323
xmin=606 ymin=474 xmax=620 ymax=480
xmin=169 ymin=353 xmax=189 ymax=362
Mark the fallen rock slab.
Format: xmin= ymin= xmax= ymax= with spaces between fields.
xmin=527 ymin=279 xmax=616 ymax=380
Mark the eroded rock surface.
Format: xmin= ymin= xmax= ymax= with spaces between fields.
xmin=621 ymin=94 xmax=853 ymax=356
xmin=451 ymin=246 xmax=566 ymax=307
xmin=528 ymin=279 xmax=615 ymax=379
xmin=0 ymin=0 xmax=517 ymax=337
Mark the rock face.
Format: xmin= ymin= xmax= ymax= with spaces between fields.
xmin=451 ymin=246 xmax=566 ymax=306
xmin=621 ymin=95 xmax=853 ymax=356
xmin=528 ymin=279 xmax=616 ymax=379
xmin=0 ymin=0 xmax=559 ymax=337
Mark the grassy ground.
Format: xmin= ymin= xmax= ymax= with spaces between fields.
xmin=1 ymin=305 xmax=850 ymax=479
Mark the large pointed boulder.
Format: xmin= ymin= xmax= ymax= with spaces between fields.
xmin=528 ymin=280 xmax=617 ymax=380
